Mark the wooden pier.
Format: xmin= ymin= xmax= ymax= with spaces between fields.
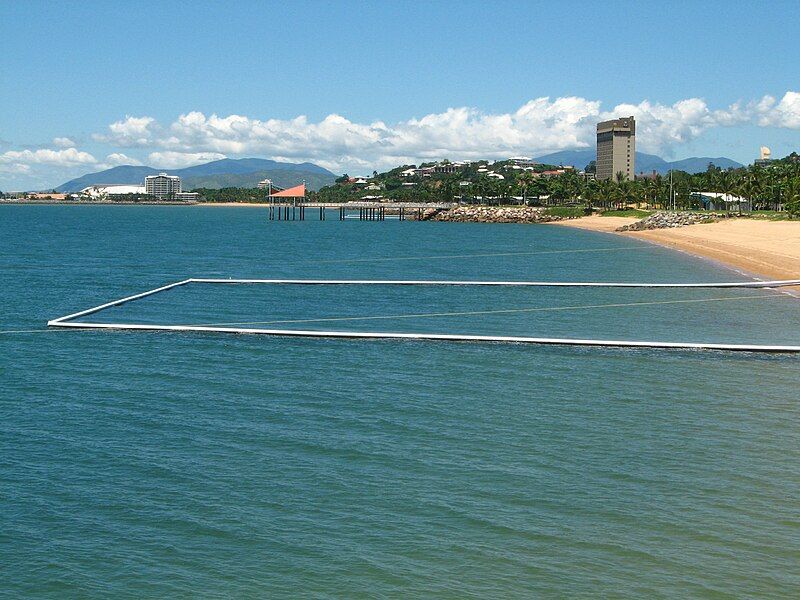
xmin=267 ymin=202 xmax=454 ymax=221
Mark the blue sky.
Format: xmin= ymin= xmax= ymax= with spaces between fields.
xmin=1 ymin=0 xmax=799 ymax=189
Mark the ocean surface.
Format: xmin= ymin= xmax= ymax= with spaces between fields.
xmin=2 ymin=205 xmax=799 ymax=597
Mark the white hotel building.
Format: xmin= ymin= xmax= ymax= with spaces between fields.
xmin=144 ymin=173 xmax=182 ymax=199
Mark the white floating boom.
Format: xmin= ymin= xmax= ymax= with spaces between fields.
xmin=47 ymin=278 xmax=800 ymax=353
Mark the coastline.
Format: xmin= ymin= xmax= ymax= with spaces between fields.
xmin=552 ymin=216 xmax=800 ymax=281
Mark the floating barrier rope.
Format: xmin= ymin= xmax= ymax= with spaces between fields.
xmin=190 ymin=277 xmax=800 ymax=288
xmin=188 ymin=293 xmax=785 ymax=328
xmin=46 ymin=278 xmax=800 ymax=353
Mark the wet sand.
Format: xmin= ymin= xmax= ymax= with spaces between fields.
xmin=552 ymin=216 xmax=800 ymax=280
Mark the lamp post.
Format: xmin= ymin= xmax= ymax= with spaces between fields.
xmin=669 ymin=170 xmax=674 ymax=211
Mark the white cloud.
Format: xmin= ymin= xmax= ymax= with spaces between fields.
xmin=0 ymin=147 xmax=98 ymax=184
xmin=103 ymin=153 xmax=142 ymax=167
xmin=147 ymin=151 xmax=226 ymax=169
xmin=53 ymin=137 xmax=76 ymax=148
xmin=87 ymin=91 xmax=797 ymax=172
xmin=93 ymin=115 xmax=158 ymax=146
xmin=600 ymin=99 xmax=735 ymax=155
xmin=0 ymin=147 xmax=97 ymax=169
xmin=0 ymin=162 xmax=31 ymax=175
xmin=754 ymin=91 xmax=800 ymax=129
xmin=5 ymin=91 xmax=800 ymax=190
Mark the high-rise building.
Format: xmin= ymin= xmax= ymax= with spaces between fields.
xmin=755 ymin=146 xmax=774 ymax=167
xmin=596 ymin=116 xmax=635 ymax=181
xmin=144 ymin=173 xmax=181 ymax=199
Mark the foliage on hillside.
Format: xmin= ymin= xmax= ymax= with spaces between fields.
xmin=308 ymin=154 xmax=800 ymax=216
xmin=191 ymin=187 xmax=271 ymax=203
xmin=184 ymin=169 xmax=334 ymax=191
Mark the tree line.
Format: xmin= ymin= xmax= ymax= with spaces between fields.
xmin=310 ymin=155 xmax=800 ymax=216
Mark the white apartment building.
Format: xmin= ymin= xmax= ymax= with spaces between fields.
xmin=144 ymin=173 xmax=181 ymax=199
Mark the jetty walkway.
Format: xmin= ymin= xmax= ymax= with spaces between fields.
xmin=267 ymin=201 xmax=454 ymax=221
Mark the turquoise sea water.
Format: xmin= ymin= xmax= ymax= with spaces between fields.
xmin=2 ymin=205 xmax=799 ymax=597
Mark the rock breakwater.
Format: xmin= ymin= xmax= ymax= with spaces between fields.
xmin=425 ymin=206 xmax=566 ymax=224
xmin=617 ymin=212 xmax=720 ymax=231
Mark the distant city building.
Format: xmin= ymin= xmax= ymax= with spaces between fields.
xmin=81 ymin=184 xmax=146 ymax=198
xmin=508 ymin=156 xmax=537 ymax=168
xmin=755 ymin=146 xmax=774 ymax=167
xmin=175 ymin=192 xmax=199 ymax=202
xmin=27 ymin=192 xmax=68 ymax=200
xmin=596 ymin=116 xmax=635 ymax=181
xmin=144 ymin=173 xmax=181 ymax=199
xmin=398 ymin=162 xmax=468 ymax=177
xmin=690 ymin=191 xmax=751 ymax=212
xmin=433 ymin=163 xmax=460 ymax=174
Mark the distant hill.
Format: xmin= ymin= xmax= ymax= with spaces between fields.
xmin=57 ymin=158 xmax=336 ymax=192
xmin=665 ymin=156 xmax=743 ymax=173
xmin=183 ymin=170 xmax=334 ymax=191
xmin=532 ymin=150 xmax=742 ymax=175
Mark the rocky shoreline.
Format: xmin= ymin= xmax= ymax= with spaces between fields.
xmin=616 ymin=211 xmax=722 ymax=231
xmin=411 ymin=206 xmax=742 ymax=230
xmin=418 ymin=206 xmax=568 ymax=224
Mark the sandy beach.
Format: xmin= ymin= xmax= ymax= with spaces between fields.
xmin=554 ymin=216 xmax=800 ymax=280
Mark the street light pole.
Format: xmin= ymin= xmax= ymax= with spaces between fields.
xmin=669 ymin=170 xmax=674 ymax=211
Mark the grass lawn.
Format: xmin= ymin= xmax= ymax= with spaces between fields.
xmin=543 ymin=206 xmax=587 ymax=218
xmin=600 ymin=209 xmax=651 ymax=218
xmin=747 ymin=210 xmax=792 ymax=221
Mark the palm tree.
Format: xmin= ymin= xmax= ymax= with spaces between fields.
xmin=487 ymin=179 xmax=502 ymax=205
xmin=438 ymin=178 xmax=456 ymax=204
xmin=530 ymin=177 xmax=547 ymax=206
xmin=716 ymin=170 xmax=735 ymax=214
xmin=517 ymin=171 xmax=535 ymax=205
xmin=621 ymin=180 xmax=639 ymax=208
xmin=583 ymin=180 xmax=599 ymax=209
xmin=473 ymin=178 xmax=488 ymax=205
xmin=596 ymin=179 xmax=613 ymax=209
xmin=548 ymin=178 xmax=567 ymax=205
xmin=784 ymin=178 xmax=800 ymax=218
xmin=737 ymin=172 xmax=760 ymax=213
xmin=646 ymin=176 xmax=661 ymax=209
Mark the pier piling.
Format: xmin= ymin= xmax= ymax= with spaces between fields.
xmin=269 ymin=202 xmax=447 ymax=224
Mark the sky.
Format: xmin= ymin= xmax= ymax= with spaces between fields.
xmin=1 ymin=0 xmax=799 ymax=190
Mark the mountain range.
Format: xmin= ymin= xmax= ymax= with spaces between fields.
xmin=56 ymin=158 xmax=337 ymax=192
xmin=532 ymin=150 xmax=743 ymax=174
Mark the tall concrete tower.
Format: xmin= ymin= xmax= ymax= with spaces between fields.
xmin=596 ymin=116 xmax=635 ymax=181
